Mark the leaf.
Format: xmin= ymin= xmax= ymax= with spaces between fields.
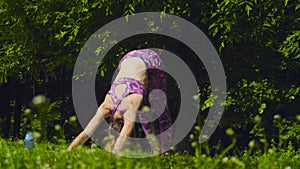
xmin=259 ymin=103 xmax=267 ymax=114
xmin=55 ymin=31 xmax=68 ymax=40
xmin=212 ymin=27 xmax=219 ymax=37
xmin=129 ymin=4 xmax=135 ymax=12
xmin=208 ymin=23 xmax=217 ymax=30
xmin=296 ymin=3 xmax=300 ymax=10
xmin=245 ymin=4 xmax=252 ymax=16
xmin=284 ymin=0 xmax=289 ymax=7
xmin=261 ymin=103 xmax=266 ymax=109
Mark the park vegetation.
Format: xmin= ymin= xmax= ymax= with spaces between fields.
xmin=0 ymin=0 xmax=300 ymax=168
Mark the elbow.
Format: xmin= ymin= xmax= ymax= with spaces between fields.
xmin=81 ymin=131 xmax=90 ymax=140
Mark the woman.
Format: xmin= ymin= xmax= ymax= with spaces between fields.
xmin=67 ymin=49 xmax=172 ymax=154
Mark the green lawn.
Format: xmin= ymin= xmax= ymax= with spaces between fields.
xmin=0 ymin=139 xmax=299 ymax=169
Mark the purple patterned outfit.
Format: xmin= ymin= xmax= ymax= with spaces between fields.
xmin=108 ymin=49 xmax=172 ymax=153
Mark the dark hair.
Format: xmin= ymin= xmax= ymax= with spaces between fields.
xmin=105 ymin=115 xmax=124 ymax=151
xmin=109 ymin=116 xmax=124 ymax=135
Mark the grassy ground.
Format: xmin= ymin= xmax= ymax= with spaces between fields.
xmin=0 ymin=138 xmax=299 ymax=169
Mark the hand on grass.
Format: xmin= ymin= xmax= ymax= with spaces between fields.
xmin=67 ymin=131 xmax=89 ymax=152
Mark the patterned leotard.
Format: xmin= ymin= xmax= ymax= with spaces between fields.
xmin=108 ymin=49 xmax=172 ymax=153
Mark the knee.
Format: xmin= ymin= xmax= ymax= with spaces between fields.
xmin=96 ymin=101 xmax=112 ymax=118
xmin=128 ymin=94 xmax=143 ymax=110
xmin=99 ymin=102 xmax=111 ymax=112
xmin=100 ymin=102 xmax=110 ymax=110
xmin=101 ymin=94 xmax=114 ymax=110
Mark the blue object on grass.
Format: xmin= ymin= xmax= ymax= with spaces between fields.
xmin=24 ymin=133 xmax=35 ymax=149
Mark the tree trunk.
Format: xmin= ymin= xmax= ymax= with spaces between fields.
xmin=12 ymin=83 xmax=22 ymax=139
xmin=0 ymin=82 xmax=11 ymax=138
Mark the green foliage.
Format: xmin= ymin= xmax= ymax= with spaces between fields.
xmin=190 ymin=115 xmax=300 ymax=168
xmin=0 ymin=0 xmax=120 ymax=84
xmin=0 ymin=139 xmax=193 ymax=169
xmin=279 ymin=30 xmax=300 ymax=59
xmin=219 ymin=79 xmax=280 ymax=128
xmin=273 ymin=116 xmax=300 ymax=149
xmin=22 ymin=95 xmax=63 ymax=141
xmin=209 ymin=0 xmax=298 ymax=53
xmin=0 ymin=0 xmax=300 ymax=164
xmin=0 ymin=138 xmax=300 ymax=169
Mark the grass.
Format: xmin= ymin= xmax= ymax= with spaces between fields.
xmin=0 ymin=138 xmax=299 ymax=169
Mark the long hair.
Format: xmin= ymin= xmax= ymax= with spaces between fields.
xmin=104 ymin=115 xmax=124 ymax=151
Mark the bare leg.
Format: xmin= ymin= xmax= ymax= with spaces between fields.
xmin=112 ymin=94 xmax=143 ymax=154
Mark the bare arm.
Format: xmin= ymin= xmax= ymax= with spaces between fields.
xmin=67 ymin=104 xmax=109 ymax=151
xmin=112 ymin=105 xmax=137 ymax=154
